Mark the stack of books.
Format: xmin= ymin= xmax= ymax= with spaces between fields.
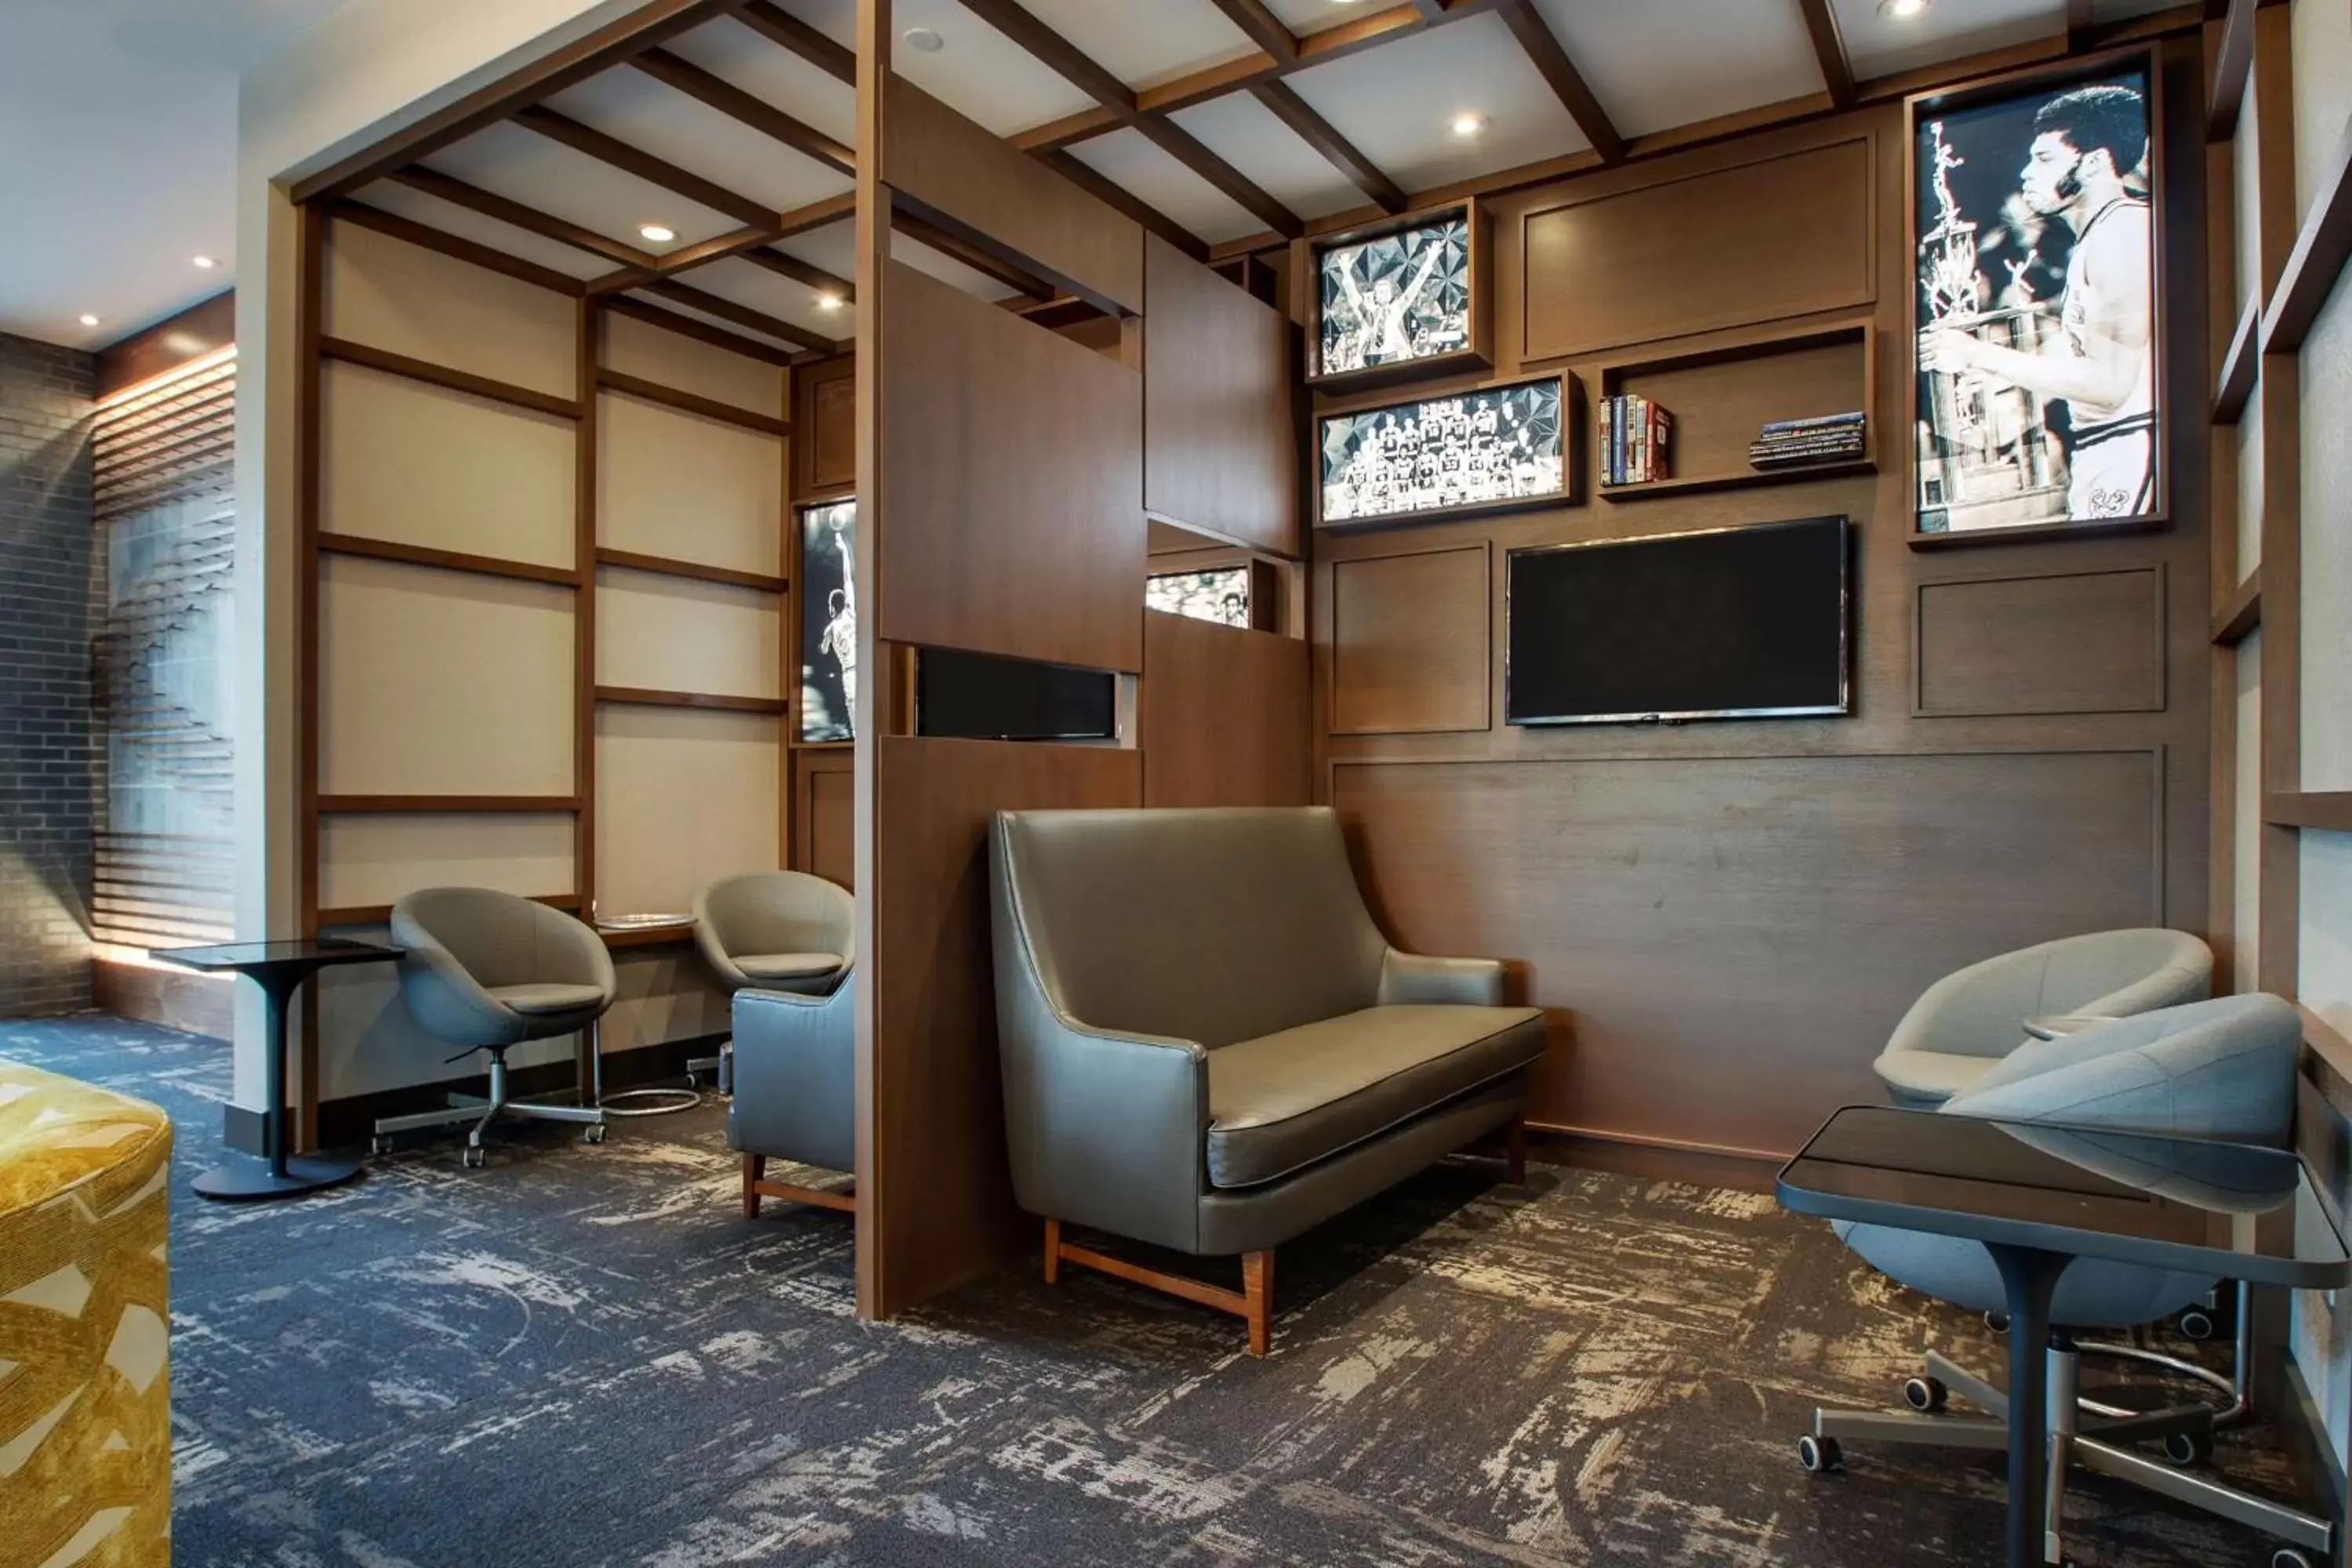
xmin=1599 ymin=394 xmax=1672 ymax=487
xmin=1749 ymin=412 xmax=1866 ymax=470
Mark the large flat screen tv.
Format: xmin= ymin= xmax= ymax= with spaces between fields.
xmin=916 ymin=648 xmax=1118 ymax=742
xmin=1506 ymin=515 xmax=1850 ymax=726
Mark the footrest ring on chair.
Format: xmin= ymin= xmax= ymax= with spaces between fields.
xmin=597 ymin=1086 xmax=702 ymax=1117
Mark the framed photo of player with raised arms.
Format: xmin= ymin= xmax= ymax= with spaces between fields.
xmin=797 ymin=498 xmax=857 ymax=742
xmin=1307 ymin=201 xmax=1492 ymax=393
xmin=1905 ymin=48 xmax=2167 ymax=546
xmin=1316 ymin=373 xmax=1575 ymax=532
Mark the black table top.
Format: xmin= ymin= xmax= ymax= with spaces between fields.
xmin=1779 ymin=1105 xmax=2352 ymax=1290
xmin=151 ymin=938 xmax=401 ymax=975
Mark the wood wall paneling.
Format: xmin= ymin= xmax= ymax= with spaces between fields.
xmin=601 ymin=307 xmax=786 ymax=416
xmin=96 ymin=291 xmax=234 ymax=399
xmin=317 ymin=811 xmax=576 ymax=911
xmin=1596 ymin=323 xmax=1875 ymax=499
xmin=325 ymin=217 xmax=579 ymax=397
xmin=797 ymin=353 xmax=858 ymax=495
xmin=863 ymin=736 xmax=1141 ymax=1316
xmin=876 ymin=261 xmax=1145 ymax=673
xmin=1521 ymin=135 xmax=1876 ymax=361
xmin=1141 ymin=609 xmax=1312 ymax=807
xmin=1142 ymin=234 xmax=1299 ymax=557
xmin=795 ymin=750 xmax=855 ymax=888
xmin=1330 ymin=544 xmax=1491 ymax=735
xmin=1914 ymin=566 xmax=2168 ymax=717
xmin=597 ymin=392 xmax=786 ymax=576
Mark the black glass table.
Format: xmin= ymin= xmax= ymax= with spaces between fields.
xmin=1780 ymin=1105 xmax=2352 ymax=1568
xmin=153 ymin=939 xmax=402 ymax=1200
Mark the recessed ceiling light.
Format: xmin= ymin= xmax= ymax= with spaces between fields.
xmin=1878 ymin=0 xmax=1929 ymax=16
xmin=79 ymin=314 xmax=100 ymax=328
xmin=903 ymin=26 xmax=943 ymax=51
xmin=815 ymin=292 xmax=844 ymax=313
xmin=1450 ymin=112 xmax=1487 ymax=139
xmin=638 ymin=223 xmax=677 ymax=244
xmin=191 ymin=255 xmax=216 ymax=269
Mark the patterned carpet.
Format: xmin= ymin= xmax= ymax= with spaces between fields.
xmin=0 ymin=1014 xmax=2312 ymax=1566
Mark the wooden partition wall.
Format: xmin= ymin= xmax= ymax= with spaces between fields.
xmin=1307 ymin=41 xmax=2216 ymax=1180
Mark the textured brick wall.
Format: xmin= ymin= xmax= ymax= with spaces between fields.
xmin=0 ymin=332 xmax=98 ymax=1015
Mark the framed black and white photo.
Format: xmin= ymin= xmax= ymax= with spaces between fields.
xmin=1308 ymin=202 xmax=1490 ymax=391
xmin=1317 ymin=375 xmax=1571 ymax=531
xmin=1907 ymin=49 xmax=2165 ymax=546
xmin=1147 ymin=568 xmax=1251 ymax=629
xmin=797 ymin=498 xmax=857 ymax=742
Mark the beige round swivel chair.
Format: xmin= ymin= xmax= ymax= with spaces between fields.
xmin=693 ymin=871 xmax=853 ymax=996
xmin=372 ymin=887 xmax=617 ymax=1168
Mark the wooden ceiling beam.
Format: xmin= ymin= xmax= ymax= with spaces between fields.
xmin=325 ymin=199 xmax=587 ymax=295
xmin=630 ymin=48 xmax=855 ymax=175
xmin=512 ymin=104 xmax=777 ymax=228
xmin=738 ymin=245 xmax=855 ymax=301
xmin=584 ymin=190 xmax=855 ymax=292
xmin=643 ymin=278 xmax=843 ymax=354
xmin=1499 ymin=0 xmax=1624 ymax=163
xmin=1036 ymin=151 xmax=1212 ymax=261
xmin=389 ymin=165 xmax=658 ymax=268
xmin=1250 ymin=80 xmax=1408 ymax=214
xmin=895 ymin=209 xmax=1062 ymax=300
xmin=605 ymin=293 xmax=795 ymax=364
xmin=1203 ymin=0 xmax=1299 ymax=64
xmin=2066 ymin=0 xmax=2099 ymax=49
xmin=735 ymin=0 xmax=856 ymax=83
xmin=1795 ymin=0 xmax=1857 ymax=109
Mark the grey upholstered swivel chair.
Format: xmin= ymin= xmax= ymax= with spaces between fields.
xmin=729 ymin=968 xmax=856 ymax=1218
xmin=1872 ymin=928 xmax=2213 ymax=1106
xmin=372 ymin=888 xmax=616 ymax=1167
xmin=1809 ymin=993 xmax=2322 ymax=1563
xmin=693 ymin=871 xmax=852 ymax=996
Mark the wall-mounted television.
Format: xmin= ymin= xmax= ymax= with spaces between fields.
xmin=916 ymin=648 xmax=1118 ymax=742
xmin=1506 ymin=515 xmax=1851 ymax=726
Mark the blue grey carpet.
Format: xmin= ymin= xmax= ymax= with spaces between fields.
xmin=0 ymin=1014 xmax=2305 ymax=1566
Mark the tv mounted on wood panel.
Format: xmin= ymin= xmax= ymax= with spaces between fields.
xmin=1317 ymin=373 xmax=1573 ymax=532
xmin=1907 ymin=47 xmax=2166 ymax=547
xmin=1307 ymin=201 xmax=1491 ymax=393
xmin=915 ymin=648 xmax=1117 ymax=742
xmin=1506 ymin=515 xmax=1851 ymax=726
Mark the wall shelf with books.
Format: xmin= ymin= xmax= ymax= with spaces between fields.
xmin=1594 ymin=320 xmax=1876 ymax=502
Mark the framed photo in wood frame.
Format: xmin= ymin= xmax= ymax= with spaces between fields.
xmin=1905 ymin=46 xmax=2167 ymax=547
xmin=797 ymin=498 xmax=857 ymax=742
xmin=1306 ymin=200 xmax=1492 ymax=393
xmin=1316 ymin=373 xmax=1575 ymax=532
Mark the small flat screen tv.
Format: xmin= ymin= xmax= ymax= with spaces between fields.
xmin=1506 ymin=515 xmax=1850 ymax=726
xmin=916 ymin=648 xmax=1118 ymax=742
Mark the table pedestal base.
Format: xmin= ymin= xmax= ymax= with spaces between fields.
xmin=192 ymin=1153 xmax=362 ymax=1201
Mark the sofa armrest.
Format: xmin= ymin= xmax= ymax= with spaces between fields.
xmin=729 ymin=978 xmax=855 ymax=1172
xmin=1378 ymin=950 xmax=1508 ymax=1007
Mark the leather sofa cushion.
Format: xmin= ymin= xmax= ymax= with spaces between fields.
xmin=1205 ymin=1004 xmax=1546 ymax=1189
xmin=737 ymin=951 xmax=844 ymax=981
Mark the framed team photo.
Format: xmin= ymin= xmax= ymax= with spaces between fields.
xmin=1317 ymin=374 xmax=1572 ymax=531
xmin=798 ymin=498 xmax=857 ymax=742
xmin=1907 ymin=49 xmax=2166 ymax=545
xmin=1307 ymin=201 xmax=1492 ymax=392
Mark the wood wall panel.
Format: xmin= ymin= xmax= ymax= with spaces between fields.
xmin=321 ymin=362 xmax=575 ymax=568
xmin=601 ymin=309 xmax=785 ymax=416
xmin=880 ymin=77 xmax=1143 ymax=316
xmin=796 ymin=751 xmax=854 ymax=889
xmin=1141 ymin=610 xmax=1310 ymax=807
xmin=326 ymin=218 xmax=576 ymax=398
xmin=1142 ymin=234 xmax=1298 ymax=557
xmin=1330 ymin=545 xmax=1490 ymax=735
xmin=595 ymin=706 xmax=781 ymax=918
xmin=595 ymin=568 xmax=781 ymax=699
xmin=318 ymin=811 xmax=575 ymax=911
xmin=877 ymin=261 xmax=1144 ymax=672
xmin=798 ymin=354 xmax=857 ymax=495
xmin=1335 ymin=750 xmax=2165 ymax=1156
xmin=1915 ymin=567 xmax=2167 ymax=717
xmin=1521 ymin=136 xmax=1875 ymax=361
xmin=862 ymin=737 xmax=1142 ymax=1316
xmin=597 ymin=393 xmax=785 ymax=575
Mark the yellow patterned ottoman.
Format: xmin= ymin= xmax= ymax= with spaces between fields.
xmin=0 ymin=1062 xmax=172 ymax=1568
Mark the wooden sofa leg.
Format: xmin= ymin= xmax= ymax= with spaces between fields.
xmin=1505 ymin=1115 xmax=1527 ymax=1185
xmin=1043 ymin=1218 xmax=1062 ymax=1285
xmin=742 ymin=1153 xmax=764 ymax=1219
xmin=1243 ymin=1249 xmax=1274 ymax=1356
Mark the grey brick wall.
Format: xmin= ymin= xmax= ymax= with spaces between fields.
xmin=0 ymin=332 xmax=98 ymax=1016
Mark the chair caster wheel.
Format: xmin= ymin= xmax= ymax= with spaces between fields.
xmin=2162 ymin=1428 xmax=2214 ymax=1468
xmin=1797 ymin=1434 xmax=1842 ymax=1474
xmin=583 ymin=1123 xmax=607 ymax=1145
xmin=2271 ymin=1549 xmax=2317 ymax=1568
xmin=371 ymin=1134 xmax=393 ymax=1156
xmin=1984 ymin=1310 xmax=2010 ymax=1334
xmin=463 ymin=1144 xmax=485 ymax=1169
xmin=1903 ymin=1375 xmax=1948 ymax=1414
xmin=2178 ymin=1307 xmax=2218 ymax=1341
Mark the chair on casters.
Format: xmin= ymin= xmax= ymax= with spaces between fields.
xmin=1805 ymin=993 xmax=2332 ymax=1568
xmin=372 ymin=888 xmax=616 ymax=1168
xmin=693 ymin=871 xmax=853 ymax=1094
xmin=730 ymin=967 xmax=856 ymax=1218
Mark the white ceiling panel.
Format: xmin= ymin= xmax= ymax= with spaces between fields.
xmin=546 ymin=62 xmax=852 ymax=218
xmin=1167 ymin=92 xmax=1368 ymax=221
xmin=1065 ymin=125 xmax=1264 ymax=245
xmin=426 ymin=121 xmax=742 ymax=256
xmin=1285 ymin=13 xmax=1589 ymax=192
xmin=657 ymin=14 xmax=856 ymax=143
xmin=1008 ymin=0 xmax=1254 ymax=92
xmin=674 ymin=255 xmax=852 ymax=342
xmin=621 ymin=292 xmax=810 ymax=357
xmin=771 ymin=0 xmax=1094 ymax=135
xmin=775 ymin=220 xmax=1024 ymax=303
xmin=1836 ymin=0 xmax=2063 ymax=81
xmin=348 ymin=181 xmax=612 ymax=281
xmin=1535 ymin=0 xmax=1822 ymax=139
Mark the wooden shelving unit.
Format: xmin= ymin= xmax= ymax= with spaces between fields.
xmin=1594 ymin=320 xmax=1876 ymax=503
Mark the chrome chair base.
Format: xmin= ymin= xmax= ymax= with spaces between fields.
xmin=372 ymin=1050 xmax=608 ymax=1167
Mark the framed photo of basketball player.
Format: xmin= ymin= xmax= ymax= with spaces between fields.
xmin=1316 ymin=373 xmax=1575 ymax=532
xmin=797 ymin=499 xmax=857 ymax=742
xmin=1905 ymin=47 xmax=2166 ymax=547
xmin=1307 ymin=200 xmax=1492 ymax=393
